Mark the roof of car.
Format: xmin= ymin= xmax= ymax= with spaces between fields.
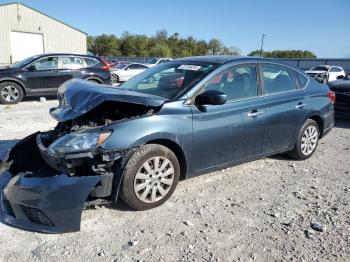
xmin=314 ymin=65 xmax=330 ymax=68
xmin=36 ymin=53 xmax=100 ymax=59
xmin=175 ymin=55 xmax=259 ymax=64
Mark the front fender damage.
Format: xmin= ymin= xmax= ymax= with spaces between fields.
xmin=0 ymin=132 xmax=126 ymax=233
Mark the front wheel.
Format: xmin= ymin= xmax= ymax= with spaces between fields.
xmin=287 ymin=119 xmax=319 ymax=160
xmin=0 ymin=82 xmax=24 ymax=104
xmin=120 ymin=144 xmax=180 ymax=210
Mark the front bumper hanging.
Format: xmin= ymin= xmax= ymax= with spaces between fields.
xmin=0 ymin=132 xmax=118 ymax=233
xmin=0 ymin=170 xmax=101 ymax=233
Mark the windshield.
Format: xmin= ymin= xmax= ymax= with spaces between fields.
xmin=119 ymin=62 xmax=217 ymax=99
xmin=11 ymin=55 xmax=39 ymax=68
xmin=310 ymin=66 xmax=329 ymax=71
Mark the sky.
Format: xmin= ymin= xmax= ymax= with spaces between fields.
xmin=2 ymin=0 xmax=350 ymax=57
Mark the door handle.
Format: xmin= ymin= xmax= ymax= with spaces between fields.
xmin=248 ymin=110 xmax=263 ymax=117
xmin=295 ymin=103 xmax=306 ymax=109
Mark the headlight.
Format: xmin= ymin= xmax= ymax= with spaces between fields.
xmin=48 ymin=131 xmax=111 ymax=155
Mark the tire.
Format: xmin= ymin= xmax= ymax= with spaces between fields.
xmin=111 ymin=74 xmax=119 ymax=84
xmin=0 ymin=81 xmax=24 ymax=104
xmin=287 ymin=119 xmax=319 ymax=160
xmin=120 ymin=144 xmax=180 ymax=210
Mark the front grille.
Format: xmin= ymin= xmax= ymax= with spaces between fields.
xmin=21 ymin=205 xmax=54 ymax=226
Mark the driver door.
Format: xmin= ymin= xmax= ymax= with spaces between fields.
xmin=25 ymin=56 xmax=60 ymax=94
xmin=191 ymin=64 xmax=266 ymax=172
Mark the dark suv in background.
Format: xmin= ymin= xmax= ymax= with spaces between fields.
xmin=0 ymin=54 xmax=111 ymax=104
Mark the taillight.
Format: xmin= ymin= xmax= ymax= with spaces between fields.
xmin=101 ymin=64 xmax=110 ymax=71
xmin=101 ymin=58 xmax=110 ymax=71
xmin=327 ymin=90 xmax=336 ymax=104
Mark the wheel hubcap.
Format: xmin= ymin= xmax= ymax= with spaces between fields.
xmin=134 ymin=156 xmax=175 ymax=203
xmin=301 ymin=126 xmax=318 ymax=155
xmin=1 ymin=85 xmax=19 ymax=102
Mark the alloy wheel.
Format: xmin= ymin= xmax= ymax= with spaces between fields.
xmin=133 ymin=156 xmax=175 ymax=203
xmin=301 ymin=126 xmax=318 ymax=156
xmin=1 ymin=85 xmax=20 ymax=102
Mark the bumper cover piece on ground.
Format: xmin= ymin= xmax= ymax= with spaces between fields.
xmin=0 ymin=171 xmax=101 ymax=233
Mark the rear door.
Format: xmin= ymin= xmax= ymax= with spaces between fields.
xmin=57 ymin=56 xmax=87 ymax=83
xmin=191 ymin=63 xmax=266 ymax=171
xmin=260 ymin=63 xmax=308 ymax=154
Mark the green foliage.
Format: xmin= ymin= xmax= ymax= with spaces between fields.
xmin=248 ymin=49 xmax=316 ymax=58
xmin=87 ymin=30 xmax=241 ymax=58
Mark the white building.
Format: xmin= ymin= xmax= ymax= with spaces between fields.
xmin=0 ymin=2 xmax=87 ymax=65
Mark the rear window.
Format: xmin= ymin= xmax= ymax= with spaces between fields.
xmin=84 ymin=58 xmax=99 ymax=67
xmin=262 ymin=64 xmax=297 ymax=94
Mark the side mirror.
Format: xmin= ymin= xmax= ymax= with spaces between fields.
xmin=124 ymin=67 xmax=129 ymax=71
xmin=195 ymin=90 xmax=227 ymax=106
xmin=336 ymin=75 xmax=344 ymax=80
xmin=27 ymin=65 xmax=36 ymax=71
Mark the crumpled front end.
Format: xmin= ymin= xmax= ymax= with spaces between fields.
xmin=0 ymin=131 xmax=121 ymax=233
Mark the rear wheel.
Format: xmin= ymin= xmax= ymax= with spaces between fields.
xmin=0 ymin=82 xmax=23 ymax=104
xmin=111 ymin=74 xmax=119 ymax=84
xmin=120 ymin=144 xmax=180 ymax=210
xmin=288 ymin=119 xmax=319 ymax=160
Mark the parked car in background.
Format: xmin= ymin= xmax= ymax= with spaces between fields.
xmin=110 ymin=63 xmax=149 ymax=83
xmin=305 ymin=65 xmax=345 ymax=82
xmin=0 ymin=56 xmax=334 ymax=233
xmin=146 ymin=58 xmax=173 ymax=67
xmin=0 ymin=53 xmax=111 ymax=104
xmin=328 ymin=74 xmax=350 ymax=116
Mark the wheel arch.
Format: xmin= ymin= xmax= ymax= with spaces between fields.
xmin=84 ymin=77 xmax=103 ymax=84
xmin=308 ymin=114 xmax=324 ymax=137
xmin=0 ymin=78 xmax=27 ymax=95
xmin=146 ymin=139 xmax=188 ymax=180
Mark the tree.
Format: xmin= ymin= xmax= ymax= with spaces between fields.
xmin=87 ymin=30 xmax=240 ymax=58
xmin=120 ymin=33 xmax=150 ymax=56
xmin=149 ymin=42 xmax=172 ymax=57
xmin=247 ymin=49 xmax=316 ymax=58
xmin=208 ymin=39 xmax=223 ymax=55
xmin=88 ymin=34 xmax=120 ymax=56
xmin=221 ymin=46 xmax=241 ymax=56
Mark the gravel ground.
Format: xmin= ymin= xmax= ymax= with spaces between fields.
xmin=0 ymin=100 xmax=349 ymax=262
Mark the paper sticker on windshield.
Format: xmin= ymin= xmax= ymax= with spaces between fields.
xmin=178 ymin=65 xmax=202 ymax=71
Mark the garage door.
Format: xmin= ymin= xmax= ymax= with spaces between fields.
xmin=10 ymin=31 xmax=44 ymax=63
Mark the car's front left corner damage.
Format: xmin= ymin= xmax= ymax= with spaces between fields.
xmin=0 ymin=130 xmax=126 ymax=233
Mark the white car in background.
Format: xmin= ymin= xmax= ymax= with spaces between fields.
xmin=110 ymin=63 xmax=149 ymax=83
xmin=305 ymin=65 xmax=346 ymax=82
xmin=146 ymin=58 xmax=172 ymax=67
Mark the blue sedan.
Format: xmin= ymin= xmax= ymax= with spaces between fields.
xmin=0 ymin=56 xmax=334 ymax=233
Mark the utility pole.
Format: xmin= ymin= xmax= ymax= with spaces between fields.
xmin=260 ymin=34 xmax=266 ymax=57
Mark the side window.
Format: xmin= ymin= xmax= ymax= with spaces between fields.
xmin=262 ymin=64 xmax=297 ymax=94
xmin=31 ymin=57 xmax=58 ymax=70
xmin=84 ymin=58 xmax=99 ymax=67
xmin=296 ymin=72 xmax=308 ymax=89
xmin=127 ymin=64 xmax=137 ymax=69
xmin=60 ymin=56 xmax=86 ymax=69
xmin=128 ymin=64 xmax=146 ymax=69
xmin=329 ymin=67 xmax=337 ymax=72
xmin=204 ymin=65 xmax=258 ymax=101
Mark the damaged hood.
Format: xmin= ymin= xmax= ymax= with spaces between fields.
xmin=50 ymin=79 xmax=167 ymax=122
